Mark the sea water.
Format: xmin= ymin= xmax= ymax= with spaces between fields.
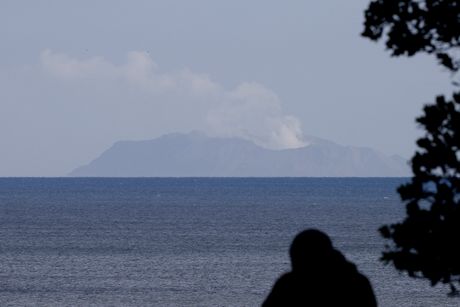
xmin=0 ymin=178 xmax=457 ymax=306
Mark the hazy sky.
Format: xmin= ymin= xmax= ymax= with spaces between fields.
xmin=0 ymin=0 xmax=454 ymax=176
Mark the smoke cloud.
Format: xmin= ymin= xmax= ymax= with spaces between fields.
xmin=41 ymin=50 xmax=306 ymax=149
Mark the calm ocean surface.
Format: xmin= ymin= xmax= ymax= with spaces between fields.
xmin=0 ymin=178 xmax=457 ymax=306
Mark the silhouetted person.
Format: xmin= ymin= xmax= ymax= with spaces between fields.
xmin=262 ymin=229 xmax=377 ymax=306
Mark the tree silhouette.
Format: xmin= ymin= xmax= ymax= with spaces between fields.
xmin=362 ymin=0 xmax=460 ymax=73
xmin=362 ymin=0 xmax=460 ymax=295
xmin=381 ymin=94 xmax=460 ymax=294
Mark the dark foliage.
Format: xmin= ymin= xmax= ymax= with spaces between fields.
xmin=362 ymin=0 xmax=460 ymax=295
xmin=362 ymin=0 xmax=460 ymax=72
xmin=379 ymin=93 xmax=460 ymax=293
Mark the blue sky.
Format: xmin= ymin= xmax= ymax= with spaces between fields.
xmin=0 ymin=0 xmax=453 ymax=176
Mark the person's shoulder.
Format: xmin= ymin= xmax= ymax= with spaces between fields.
xmin=271 ymin=272 xmax=295 ymax=289
xmin=354 ymin=271 xmax=373 ymax=288
xmin=277 ymin=272 xmax=293 ymax=282
xmin=352 ymin=272 xmax=378 ymax=306
xmin=262 ymin=273 xmax=295 ymax=307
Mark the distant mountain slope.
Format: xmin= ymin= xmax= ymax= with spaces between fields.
xmin=69 ymin=132 xmax=410 ymax=177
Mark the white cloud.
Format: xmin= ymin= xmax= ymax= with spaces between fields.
xmin=41 ymin=49 xmax=117 ymax=79
xmin=40 ymin=49 xmax=306 ymax=149
xmin=207 ymin=82 xmax=306 ymax=149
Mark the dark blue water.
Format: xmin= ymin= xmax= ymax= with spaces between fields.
xmin=0 ymin=178 xmax=456 ymax=306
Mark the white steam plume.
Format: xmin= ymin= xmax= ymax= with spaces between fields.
xmin=41 ymin=49 xmax=306 ymax=149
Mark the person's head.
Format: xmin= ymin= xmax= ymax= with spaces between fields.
xmin=289 ymin=229 xmax=334 ymax=272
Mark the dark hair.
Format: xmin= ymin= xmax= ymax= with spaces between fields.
xmin=289 ymin=229 xmax=334 ymax=272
